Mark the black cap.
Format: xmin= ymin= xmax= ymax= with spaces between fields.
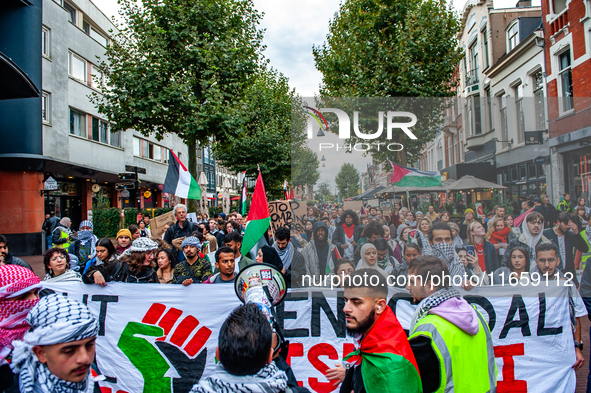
xmin=533 ymin=197 xmax=542 ymax=203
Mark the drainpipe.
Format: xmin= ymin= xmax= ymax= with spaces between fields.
xmin=535 ymin=28 xmax=554 ymax=203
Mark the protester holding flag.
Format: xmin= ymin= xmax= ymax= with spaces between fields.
xmin=240 ymin=170 xmax=271 ymax=261
xmin=407 ymin=256 xmax=497 ymax=393
xmin=341 ymin=269 xmax=422 ymax=393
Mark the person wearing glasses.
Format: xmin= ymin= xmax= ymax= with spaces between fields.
xmin=42 ymin=248 xmax=82 ymax=283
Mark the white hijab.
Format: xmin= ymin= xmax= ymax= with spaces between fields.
xmin=356 ymin=243 xmax=389 ymax=278
xmin=521 ymin=213 xmax=545 ymax=250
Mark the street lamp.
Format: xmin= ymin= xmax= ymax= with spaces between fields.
xmin=321 ymin=155 xmax=326 ymax=161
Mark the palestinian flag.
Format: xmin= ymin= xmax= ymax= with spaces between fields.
xmin=163 ymin=150 xmax=201 ymax=199
xmin=390 ymin=161 xmax=441 ymax=188
xmin=240 ymin=172 xmax=247 ymax=215
xmin=241 ymin=171 xmax=271 ymax=255
xmin=344 ymin=307 xmax=422 ymax=393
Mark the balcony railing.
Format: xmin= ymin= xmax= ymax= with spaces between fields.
xmin=442 ymin=115 xmax=457 ymax=128
xmin=465 ymin=68 xmax=479 ymax=88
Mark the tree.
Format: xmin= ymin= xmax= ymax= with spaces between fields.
xmin=315 ymin=181 xmax=332 ymax=201
xmin=312 ymin=0 xmax=463 ymax=165
xmin=92 ymin=0 xmax=264 ymax=212
xmin=335 ymin=163 xmax=360 ymax=199
xmin=213 ymin=67 xmax=299 ymax=199
xmin=291 ymin=146 xmax=320 ymax=190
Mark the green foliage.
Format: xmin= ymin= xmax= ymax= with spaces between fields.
xmin=292 ymin=145 xmax=320 ymax=189
xmin=154 ymin=207 xmax=173 ymax=218
xmin=313 ymin=0 xmax=463 ymax=165
xmin=124 ymin=208 xmax=139 ymax=228
xmin=92 ymin=208 xmax=121 ymax=238
xmin=335 ymin=163 xmax=360 ymax=199
xmin=213 ymin=67 xmax=300 ymax=199
xmin=209 ymin=206 xmax=223 ymax=216
xmin=92 ymin=0 xmax=265 ymax=212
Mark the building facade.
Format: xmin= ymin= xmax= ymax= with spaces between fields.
xmin=0 ymin=0 xmax=191 ymax=255
xmin=543 ymin=0 xmax=591 ymax=205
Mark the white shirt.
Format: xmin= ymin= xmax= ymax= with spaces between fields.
xmin=234 ymin=255 xmax=242 ymax=273
xmin=557 ymin=235 xmax=566 ymax=269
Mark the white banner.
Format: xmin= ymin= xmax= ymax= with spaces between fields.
xmin=43 ymin=283 xmax=577 ymax=393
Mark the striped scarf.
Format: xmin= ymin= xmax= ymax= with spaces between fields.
xmin=410 ymin=287 xmax=461 ymax=331
xmin=190 ymin=362 xmax=288 ymax=393
xmin=274 ymin=241 xmax=293 ymax=270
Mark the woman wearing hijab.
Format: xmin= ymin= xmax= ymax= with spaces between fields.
xmin=256 ymin=245 xmax=285 ymax=272
xmin=355 ymin=243 xmax=389 ymax=279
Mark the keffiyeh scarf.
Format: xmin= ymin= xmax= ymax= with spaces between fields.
xmin=190 ymin=362 xmax=288 ymax=393
xmin=417 ymin=232 xmax=465 ymax=278
xmin=410 ymin=287 xmax=461 ymax=331
xmin=405 ymin=220 xmax=417 ymax=228
xmin=43 ymin=269 xmax=82 ymax=283
xmin=10 ymin=294 xmax=99 ymax=393
xmin=274 ymin=241 xmax=293 ymax=270
xmin=0 ymin=265 xmax=41 ymax=359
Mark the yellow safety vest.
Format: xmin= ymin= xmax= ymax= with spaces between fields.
xmin=54 ymin=227 xmax=71 ymax=250
xmin=409 ymin=306 xmax=497 ymax=393
xmin=581 ymin=229 xmax=591 ymax=271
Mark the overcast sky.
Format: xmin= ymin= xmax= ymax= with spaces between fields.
xmin=92 ymin=0 xmax=537 ymax=189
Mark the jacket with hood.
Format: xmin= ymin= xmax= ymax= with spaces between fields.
xmin=409 ymin=297 xmax=496 ymax=393
xmin=543 ymin=227 xmax=588 ymax=286
xmin=2 ymin=253 xmax=33 ymax=271
xmin=501 ymin=221 xmax=552 ymax=269
xmin=301 ymin=221 xmax=336 ymax=279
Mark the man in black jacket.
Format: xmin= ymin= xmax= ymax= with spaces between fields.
xmin=273 ymin=226 xmax=306 ymax=287
xmin=543 ymin=212 xmax=589 ymax=286
xmin=164 ymin=204 xmax=196 ymax=262
xmin=0 ymin=235 xmax=33 ymax=271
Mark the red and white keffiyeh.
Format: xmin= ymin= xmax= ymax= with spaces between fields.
xmin=0 ymin=265 xmax=41 ymax=352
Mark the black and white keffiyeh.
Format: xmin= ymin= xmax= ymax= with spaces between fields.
xmin=190 ymin=362 xmax=288 ymax=393
xmin=410 ymin=287 xmax=461 ymax=331
xmin=417 ymin=231 xmax=466 ymax=279
xmin=10 ymin=294 xmax=99 ymax=393
xmin=274 ymin=241 xmax=293 ymax=270
xmin=120 ymin=237 xmax=159 ymax=258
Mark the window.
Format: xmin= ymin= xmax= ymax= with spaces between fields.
xmin=533 ymin=71 xmax=545 ymax=130
xmin=133 ymin=136 xmax=141 ymax=156
xmin=163 ymin=148 xmax=169 ymax=163
xmin=514 ymin=84 xmax=525 ymax=144
xmin=69 ymin=52 xmax=86 ymax=82
xmin=70 ymin=109 xmax=86 ymax=136
xmin=110 ymin=130 xmax=121 ymax=148
xmin=90 ymin=64 xmax=102 ymax=88
xmin=499 ymin=94 xmax=509 ymax=149
xmin=508 ymin=22 xmax=518 ymax=51
xmin=63 ymin=1 xmax=76 ymax=24
xmin=42 ymin=92 xmax=51 ymax=123
xmin=469 ymin=40 xmax=478 ymax=73
xmin=92 ymin=117 xmax=99 ymax=141
xmin=482 ymin=27 xmax=489 ymax=68
xmin=468 ymin=95 xmax=482 ymax=136
xmin=528 ymin=162 xmax=537 ymax=179
xmin=90 ymin=27 xmax=108 ymax=47
xmin=83 ymin=21 xmax=90 ymax=34
xmin=143 ymin=139 xmax=149 ymax=158
xmin=91 ymin=117 xmax=109 ymax=143
xmin=510 ymin=166 xmax=518 ymax=181
xmin=42 ymin=26 xmax=51 ymax=58
xmin=485 ymin=87 xmax=493 ymax=132
xmin=154 ymin=146 xmax=162 ymax=162
xmin=559 ymin=51 xmax=574 ymax=112
xmin=519 ymin=164 xmax=527 ymax=180
xmin=553 ymin=0 xmax=567 ymax=14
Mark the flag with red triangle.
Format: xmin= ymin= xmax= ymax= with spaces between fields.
xmin=241 ymin=170 xmax=271 ymax=255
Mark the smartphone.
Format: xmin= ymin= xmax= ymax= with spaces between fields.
xmin=466 ymin=245 xmax=476 ymax=257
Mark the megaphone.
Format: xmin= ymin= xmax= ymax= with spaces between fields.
xmin=234 ymin=263 xmax=288 ymax=357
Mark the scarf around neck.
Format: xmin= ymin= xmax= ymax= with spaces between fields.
xmin=190 ymin=362 xmax=288 ymax=393
xmin=490 ymin=227 xmax=510 ymax=244
xmin=274 ymin=241 xmax=293 ymax=270
xmin=342 ymin=223 xmax=355 ymax=239
xmin=522 ymin=213 xmax=545 ymax=250
xmin=405 ymin=220 xmax=417 ymax=228
xmin=410 ymin=287 xmax=461 ymax=331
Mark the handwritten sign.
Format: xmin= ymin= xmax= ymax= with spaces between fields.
xmin=150 ymin=210 xmax=174 ymax=239
xmin=343 ymin=200 xmax=362 ymax=213
xmin=290 ymin=200 xmax=309 ymax=233
xmin=268 ymin=200 xmax=293 ymax=232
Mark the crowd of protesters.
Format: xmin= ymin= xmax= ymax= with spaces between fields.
xmin=2 ymin=193 xmax=591 ymax=392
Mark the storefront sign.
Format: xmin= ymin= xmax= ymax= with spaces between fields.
xmin=525 ymin=131 xmax=544 ymax=145
xmin=43 ymin=177 xmax=58 ymax=191
xmin=144 ymin=190 xmax=152 ymax=199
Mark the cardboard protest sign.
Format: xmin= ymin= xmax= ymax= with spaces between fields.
xmin=382 ymin=207 xmax=391 ymax=217
xmin=343 ymin=200 xmax=362 ymax=213
xmin=150 ymin=210 xmax=174 ymax=239
xmin=45 ymin=283 xmax=577 ymax=393
xmin=268 ymin=200 xmax=293 ymax=232
xmin=290 ymin=200 xmax=308 ymax=233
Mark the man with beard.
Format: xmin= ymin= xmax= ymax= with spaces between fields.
xmin=502 ymin=211 xmax=551 ymax=268
xmin=164 ymin=204 xmax=197 ymax=263
xmin=414 ymin=222 xmax=466 ymax=281
xmin=0 ymin=235 xmax=32 ymax=270
xmin=332 ymin=210 xmax=362 ymax=261
xmin=407 ymin=256 xmax=497 ymax=393
xmin=340 ymin=269 xmax=421 ymax=393
xmin=0 ymin=265 xmax=41 ymax=392
xmin=115 ymin=229 xmax=132 ymax=256
xmin=174 ymin=237 xmax=212 ymax=285
xmin=204 ymin=247 xmax=237 ymax=284
xmin=273 ymin=226 xmax=306 ymax=287
xmin=531 ymin=242 xmax=586 ymax=370
xmin=218 ymin=232 xmax=255 ymax=274
xmin=10 ymin=294 xmax=100 ymax=393
xmin=302 ymin=221 xmax=336 ymax=280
